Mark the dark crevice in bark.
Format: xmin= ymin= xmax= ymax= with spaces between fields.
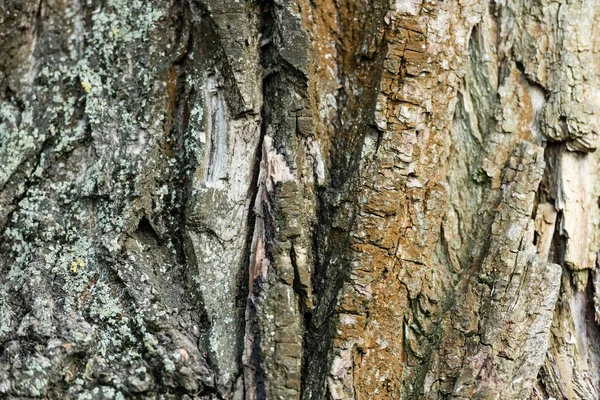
xmin=247 ymin=300 xmax=267 ymax=400
xmin=136 ymin=216 xmax=161 ymax=243
xmin=235 ymin=134 xmax=262 ymax=395
xmin=34 ymin=0 xmax=44 ymax=33
xmin=370 ymin=123 xmax=384 ymax=157
xmin=534 ymin=370 xmax=552 ymax=400
xmin=165 ymin=0 xmax=194 ymax=267
xmin=237 ymin=2 xmax=275 ymax=397
xmin=583 ymin=269 xmax=600 ymax=351
xmin=1 ymin=86 xmax=26 ymax=114
xmin=301 ymin=1 xmax=389 ymax=398
xmin=515 ymin=59 xmax=549 ymax=98
xmin=544 ymin=145 xmax=565 ymax=267
xmin=235 ymin=85 xmax=264 ymax=400
xmin=301 ymin=223 xmax=355 ymax=399
xmin=327 ymin=1 xmax=388 ymax=189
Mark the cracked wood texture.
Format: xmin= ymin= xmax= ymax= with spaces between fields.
xmin=1 ymin=0 xmax=600 ymax=399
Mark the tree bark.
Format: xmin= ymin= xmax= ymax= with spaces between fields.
xmin=1 ymin=0 xmax=599 ymax=399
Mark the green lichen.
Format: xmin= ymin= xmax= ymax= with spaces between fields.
xmin=0 ymin=0 xmax=215 ymax=396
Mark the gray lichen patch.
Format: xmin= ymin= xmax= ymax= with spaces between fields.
xmin=0 ymin=0 xmax=224 ymax=397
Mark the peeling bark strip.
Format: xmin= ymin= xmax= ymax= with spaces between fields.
xmin=2 ymin=0 xmax=600 ymax=399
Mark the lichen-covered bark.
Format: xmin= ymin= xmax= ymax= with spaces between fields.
xmin=1 ymin=0 xmax=600 ymax=399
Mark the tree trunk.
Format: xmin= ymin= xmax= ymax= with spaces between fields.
xmin=1 ymin=0 xmax=599 ymax=398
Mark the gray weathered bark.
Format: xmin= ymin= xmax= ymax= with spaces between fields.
xmin=1 ymin=0 xmax=600 ymax=399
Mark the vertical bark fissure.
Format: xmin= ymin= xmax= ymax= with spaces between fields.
xmin=240 ymin=3 xmax=271 ymax=393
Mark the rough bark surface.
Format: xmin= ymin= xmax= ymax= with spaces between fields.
xmin=1 ymin=0 xmax=600 ymax=399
